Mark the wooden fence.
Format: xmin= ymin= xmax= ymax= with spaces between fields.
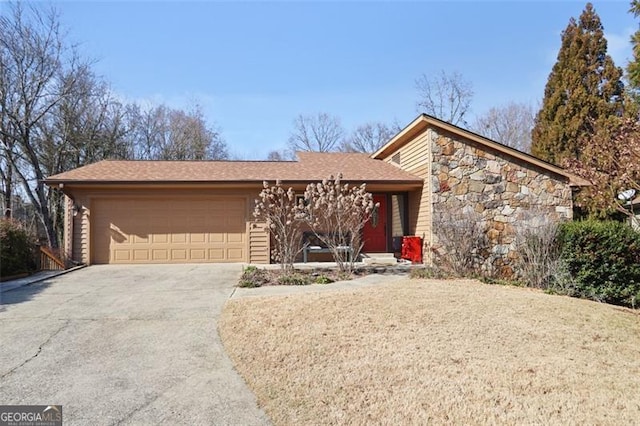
xmin=38 ymin=246 xmax=65 ymax=271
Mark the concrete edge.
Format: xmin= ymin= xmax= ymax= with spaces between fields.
xmin=0 ymin=264 xmax=88 ymax=293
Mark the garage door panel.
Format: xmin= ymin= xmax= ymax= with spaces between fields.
xmin=208 ymin=248 xmax=224 ymax=260
xmin=171 ymin=233 xmax=187 ymax=244
xmin=228 ymin=248 xmax=244 ymax=261
xmin=133 ymin=249 xmax=149 ymax=261
xmin=93 ymin=197 xmax=247 ymax=264
xmin=210 ymin=233 xmax=224 ymax=243
xmin=190 ymin=233 xmax=206 ymax=243
xmin=152 ymin=249 xmax=168 ymax=261
xmin=190 ymin=249 xmax=206 ymax=260
xmin=114 ymin=250 xmax=131 ymax=261
xmin=171 ymin=249 xmax=187 ymax=260
xmin=133 ymin=234 xmax=149 ymax=244
xmin=227 ymin=233 xmax=244 ymax=243
xmin=152 ymin=234 xmax=168 ymax=244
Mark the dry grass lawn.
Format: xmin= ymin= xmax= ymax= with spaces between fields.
xmin=219 ymin=279 xmax=640 ymax=425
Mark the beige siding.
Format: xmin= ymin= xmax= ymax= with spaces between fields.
xmin=390 ymin=195 xmax=403 ymax=237
xmin=249 ymin=222 xmax=270 ymax=264
xmin=72 ymin=201 xmax=88 ymax=263
xmin=381 ymin=128 xmax=432 ymax=261
xmin=63 ymin=195 xmax=73 ymax=261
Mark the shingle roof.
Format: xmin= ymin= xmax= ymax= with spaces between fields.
xmin=45 ymin=152 xmax=422 ymax=184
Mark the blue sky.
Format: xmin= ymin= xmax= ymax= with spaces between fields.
xmin=50 ymin=1 xmax=638 ymax=159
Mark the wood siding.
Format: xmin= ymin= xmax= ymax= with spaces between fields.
xmin=381 ymin=128 xmax=432 ymax=262
xmin=249 ymin=222 xmax=270 ymax=264
xmin=63 ymin=194 xmax=73 ymax=261
xmin=73 ymin=200 xmax=88 ymax=263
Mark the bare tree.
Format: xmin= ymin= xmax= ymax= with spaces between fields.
xmin=40 ymin=66 xmax=133 ymax=171
xmin=472 ymin=102 xmax=534 ymax=153
xmin=341 ymin=122 xmax=395 ymax=153
xmin=266 ymin=149 xmax=295 ymax=161
xmin=0 ymin=105 xmax=17 ymax=218
xmin=0 ymin=3 xmax=92 ymax=247
xmin=130 ymin=103 xmax=227 ymax=160
xmin=415 ymin=70 xmax=474 ymax=126
xmin=0 ymin=3 xmax=139 ymax=247
xmin=38 ymin=67 xmax=133 ymax=239
xmin=288 ymin=113 xmax=344 ymax=152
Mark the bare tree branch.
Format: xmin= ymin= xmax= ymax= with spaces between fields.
xmin=472 ymin=102 xmax=534 ymax=153
xmin=288 ymin=113 xmax=344 ymax=152
xmin=415 ymin=70 xmax=474 ymax=126
xmin=341 ymin=122 xmax=395 ymax=153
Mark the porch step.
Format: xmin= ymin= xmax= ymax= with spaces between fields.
xmin=361 ymin=253 xmax=398 ymax=266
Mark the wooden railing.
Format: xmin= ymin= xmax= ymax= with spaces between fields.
xmin=38 ymin=246 xmax=65 ymax=271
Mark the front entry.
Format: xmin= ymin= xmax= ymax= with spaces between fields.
xmin=363 ymin=194 xmax=387 ymax=252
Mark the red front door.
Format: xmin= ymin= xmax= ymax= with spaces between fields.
xmin=363 ymin=194 xmax=387 ymax=252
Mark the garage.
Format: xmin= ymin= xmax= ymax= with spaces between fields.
xmin=91 ymin=197 xmax=247 ymax=264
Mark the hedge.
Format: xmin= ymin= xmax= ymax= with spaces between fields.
xmin=558 ymin=220 xmax=640 ymax=307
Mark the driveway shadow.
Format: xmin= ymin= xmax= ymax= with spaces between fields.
xmin=0 ymin=280 xmax=53 ymax=308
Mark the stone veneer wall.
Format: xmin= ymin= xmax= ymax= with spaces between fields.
xmin=430 ymin=130 xmax=574 ymax=276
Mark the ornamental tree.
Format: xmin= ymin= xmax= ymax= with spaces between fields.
xmin=253 ymin=181 xmax=305 ymax=271
xmin=565 ymin=118 xmax=640 ymax=218
xmin=303 ymin=175 xmax=377 ymax=273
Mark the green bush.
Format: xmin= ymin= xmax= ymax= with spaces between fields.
xmin=238 ymin=266 xmax=270 ymax=288
xmin=277 ymin=272 xmax=310 ymax=286
xmin=558 ymin=220 xmax=640 ymax=307
xmin=314 ymin=274 xmax=334 ymax=284
xmin=0 ymin=218 xmax=36 ymax=277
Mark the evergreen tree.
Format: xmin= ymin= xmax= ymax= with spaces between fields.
xmin=531 ymin=3 xmax=624 ymax=165
xmin=628 ymin=1 xmax=640 ymax=91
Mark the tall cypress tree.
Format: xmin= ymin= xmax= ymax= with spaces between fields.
xmin=628 ymin=1 xmax=640 ymax=91
xmin=531 ymin=3 xmax=624 ymax=165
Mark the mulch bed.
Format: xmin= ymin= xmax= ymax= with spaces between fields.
xmin=239 ymin=264 xmax=415 ymax=287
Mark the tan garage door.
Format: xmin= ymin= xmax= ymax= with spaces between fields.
xmin=92 ymin=197 xmax=247 ymax=264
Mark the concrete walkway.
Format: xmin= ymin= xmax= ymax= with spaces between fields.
xmin=0 ymin=264 xmax=269 ymax=425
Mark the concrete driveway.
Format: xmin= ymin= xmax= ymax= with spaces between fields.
xmin=0 ymin=264 xmax=269 ymax=425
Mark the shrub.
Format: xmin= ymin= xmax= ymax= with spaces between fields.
xmin=431 ymin=207 xmax=488 ymax=277
xmin=409 ymin=266 xmax=448 ymax=280
xmin=545 ymin=260 xmax=579 ymax=297
xmin=0 ymin=218 xmax=37 ymax=277
xmin=557 ymin=220 xmax=640 ymax=307
xmin=514 ymin=219 xmax=562 ymax=289
xmin=277 ymin=272 xmax=310 ymax=286
xmin=238 ymin=266 xmax=270 ymax=288
xmin=314 ymin=274 xmax=334 ymax=284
